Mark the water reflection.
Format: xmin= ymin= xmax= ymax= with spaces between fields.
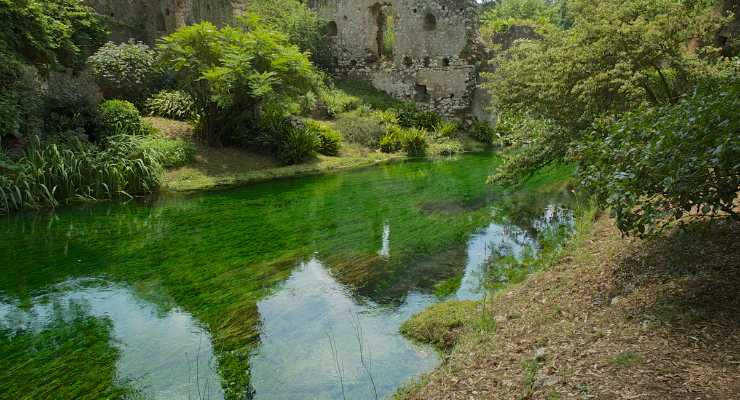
xmin=0 ymin=280 xmax=222 ymax=400
xmin=249 ymin=259 xmax=438 ymax=400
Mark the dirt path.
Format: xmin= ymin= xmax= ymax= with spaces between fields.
xmin=400 ymin=216 xmax=740 ymax=399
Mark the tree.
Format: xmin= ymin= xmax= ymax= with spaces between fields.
xmin=157 ymin=17 xmax=321 ymax=143
xmin=578 ymin=64 xmax=740 ymax=236
xmin=486 ymin=0 xmax=727 ymax=182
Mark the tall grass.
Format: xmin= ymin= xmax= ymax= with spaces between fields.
xmin=0 ymin=135 xmax=163 ymax=213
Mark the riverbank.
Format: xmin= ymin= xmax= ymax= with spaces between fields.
xmin=398 ymin=215 xmax=740 ymax=399
xmin=146 ymin=117 xmax=489 ymax=192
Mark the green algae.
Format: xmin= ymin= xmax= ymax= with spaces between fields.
xmin=0 ymin=153 xmax=577 ymax=399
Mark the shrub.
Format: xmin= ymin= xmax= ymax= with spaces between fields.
xmin=401 ymin=128 xmax=428 ymax=157
xmin=579 ymin=72 xmax=740 ymax=236
xmin=88 ymin=41 xmax=158 ymax=104
xmin=139 ymin=135 xmax=195 ymax=168
xmin=306 ymin=120 xmax=342 ymax=156
xmin=396 ymin=103 xmax=443 ymax=130
xmin=334 ymin=111 xmax=386 ymax=147
xmin=429 ymin=138 xmax=464 ymax=156
xmin=98 ymin=100 xmax=147 ymax=137
xmin=433 ymin=120 xmax=459 ymax=138
xmin=0 ymin=0 xmax=108 ymax=71
xmin=379 ymin=126 xmax=404 ymax=153
xmin=318 ymin=86 xmax=361 ymax=117
xmin=144 ymin=90 xmax=198 ymax=121
xmin=0 ymin=135 xmax=162 ymax=213
xmin=470 ymin=120 xmax=497 ymax=144
xmin=158 ymin=20 xmax=320 ymax=143
xmin=277 ymin=124 xmax=320 ymax=164
xmin=43 ymin=70 xmax=102 ymax=137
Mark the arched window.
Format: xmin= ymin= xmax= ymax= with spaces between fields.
xmin=327 ymin=21 xmax=338 ymax=37
xmin=423 ymin=13 xmax=437 ymax=31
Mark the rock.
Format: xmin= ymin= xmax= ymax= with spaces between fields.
xmin=534 ymin=347 xmax=547 ymax=361
xmin=610 ymin=296 xmax=622 ymax=306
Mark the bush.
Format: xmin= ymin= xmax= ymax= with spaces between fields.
xmin=88 ymin=41 xmax=158 ymax=104
xmin=395 ymin=103 xmax=443 ymax=130
xmin=306 ymin=120 xmax=341 ymax=156
xmin=319 ymin=86 xmax=361 ymax=117
xmin=43 ymin=70 xmax=102 ymax=137
xmin=144 ymin=90 xmax=198 ymax=121
xmin=433 ymin=120 xmax=459 ymax=138
xmin=579 ymin=72 xmax=740 ymax=236
xmin=0 ymin=135 xmax=162 ymax=213
xmin=276 ymin=123 xmax=320 ymax=164
xmin=429 ymin=138 xmax=464 ymax=156
xmin=334 ymin=111 xmax=386 ymax=147
xmin=139 ymin=135 xmax=195 ymax=168
xmin=470 ymin=120 xmax=497 ymax=144
xmin=401 ymin=128 xmax=428 ymax=157
xmin=379 ymin=126 xmax=404 ymax=153
xmin=98 ymin=100 xmax=147 ymax=137
xmin=158 ymin=20 xmax=320 ymax=143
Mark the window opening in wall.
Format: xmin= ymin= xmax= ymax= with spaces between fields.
xmin=327 ymin=21 xmax=338 ymax=37
xmin=157 ymin=13 xmax=166 ymax=31
xmin=414 ymin=84 xmax=430 ymax=103
xmin=371 ymin=3 xmax=395 ymax=61
xmin=423 ymin=57 xmax=431 ymax=67
xmin=403 ymin=56 xmax=413 ymax=67
xmin=424 ymin=13 xmax=437 ymax=31
xmin=442 ymin=57 xmax=450 ymax=66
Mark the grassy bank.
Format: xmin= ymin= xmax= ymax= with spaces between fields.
xmin=398 ymin=215 xmax=740 ymax=399
xmin=146 ymin=116 xmax=488 ymax=193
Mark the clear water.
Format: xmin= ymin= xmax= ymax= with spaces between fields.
xmin=0 ymin=154 xmax=575 ymax=399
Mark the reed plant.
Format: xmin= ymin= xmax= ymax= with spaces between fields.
xmin=0 ymin=135 xmax=163 ymax=213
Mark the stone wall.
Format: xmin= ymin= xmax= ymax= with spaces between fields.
xmin=311 ymin=0 xmax=481 ymax=119
xmin=85 ymin=0 xmax=248 ymax=44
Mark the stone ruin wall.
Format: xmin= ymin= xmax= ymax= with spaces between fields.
xmin=310 ymin=0 xmax=484 ymax=120
xmin=84 ymin=0 xmax=248 ymax=44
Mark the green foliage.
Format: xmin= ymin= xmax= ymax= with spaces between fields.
xmin=0 ymin=0 xmax=106 ymax=138
xmin=0 ymin=0 xmax=108 ymax=71
xmin=469 ymin=120 xmax=498 ymax=145
xmin=245 ymin=0 xmax=334 ymax=70
xmin=578 ymin=70 xmax=740 ymax=236
xmin=400 ymin=128 xmax=429 ymax=157
xmin=334 ymin=110 xmax=387 ymax=147
xmin=379 ymin=126 xmax=404 ymax=153
xmin=139 ymin=135 xmax=196 ymax=168
xmin=0 ymin=302 xmax=141 ymax=399
xmin=491 ymin=0 xmax=721 ymax=132
xmin=144 ymin=90 xmax=198 ymax=121
xmin=0 ymin=135 xmax=163 ymax=213
xmin=429 ymin=138 xmax=464 ymax=156
xmin=318 ymin=85 xmax=361 ymax=117
xmin=158 ymin=20 xmax=320 ymax=143
xmin=88 ymin=41 xmax=158 ymax=104
xmin=487 ymin=0 xmax=724 ymax=134
xmin=43 ymin=71 xmax=102 ymax=137
xmin=276 ymin=122 xmax=320 ymax=165
xmin=98 ymin=100 xmax=146 ymax=137
xmin=334 ymin=80 xmax=404 ymax=111
xmin=306 ymin=120 xmax=342 ymax=156
xmin=432 ymin=120 xmax=459 ymax=138
xmin=396 ymin=103 xmax=443 ymax=131
xmin=481 ymin=0 xmax=561 ymax=33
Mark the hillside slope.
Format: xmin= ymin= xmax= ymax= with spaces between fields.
xmin=400 ymin=216 xmax=740 ymax=399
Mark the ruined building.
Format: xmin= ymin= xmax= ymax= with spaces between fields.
xmin=309 ymin=0 xmax=488 ymax=120
xmin=86 ymin=0 xmax=492 ymax=120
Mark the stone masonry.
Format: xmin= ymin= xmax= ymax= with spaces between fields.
xmin=309 ymin=0 xmax=483 ymax=119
